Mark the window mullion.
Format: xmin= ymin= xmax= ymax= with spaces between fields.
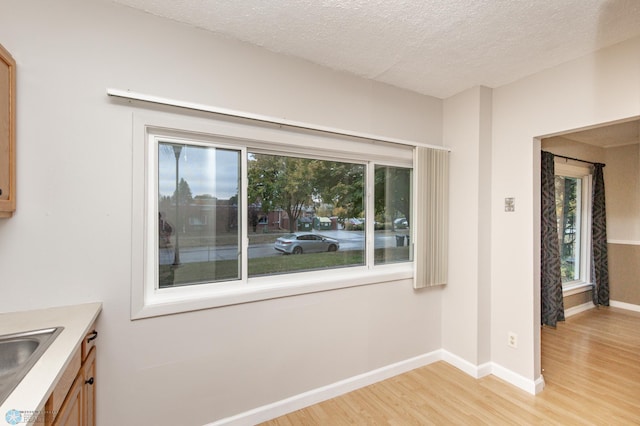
xmin=241 ymin=146 xmax=249 ymax=283
xmin=366 ymin=162 xmax=375 ymax=268
xmin=150 ymin=135 xmax=161 ymax=295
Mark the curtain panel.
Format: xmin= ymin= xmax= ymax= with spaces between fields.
xmin=414 ymin=147 xmax=449 ymax=289
xmin=541 ymin=151 xmax=565 ymax=327
xmin=591 ymin=163 xmax=610 ymax=306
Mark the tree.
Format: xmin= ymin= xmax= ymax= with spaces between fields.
xmin=375 ymin=166 xmax=411 ymax=229
xmin=172 ymin=178 xmax=193 ymax=205
xmin=248 ymin=154 xmax=317 ymax=232
xmin=248 ymin=205 xmax=260 ymax=233
xmin=555 ymin=176 xmax=578 ymax=281
xmin=313 ymin=162 xmax=365 ymax=220
xmin=248 ymin=154 xmax=369 ymax=232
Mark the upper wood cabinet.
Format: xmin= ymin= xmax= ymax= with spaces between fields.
xmin=0 ymin=42 xmax=16 ymax=218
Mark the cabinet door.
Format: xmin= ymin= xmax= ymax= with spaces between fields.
xmin=82 ymin=348 xmax=96 ymax=426
xmin=52 ymin=375 xmax=82 ymax=426
xmin=0 ymin=43 xmax=16 ymax=218
xmin=46 ymin=349 xmax=82 ymax=425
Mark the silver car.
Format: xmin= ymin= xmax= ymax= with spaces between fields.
xmin=274 ymin=233 xmax=339 ymax=254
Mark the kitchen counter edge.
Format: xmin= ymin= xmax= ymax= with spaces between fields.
xmin=0 ymin=302 xmax=103 ymax=420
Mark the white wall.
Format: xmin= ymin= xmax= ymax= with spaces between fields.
xmin=442 ymin=86 xmax=492 ymax=366
xmin=491 ymin=36 xmax=640 ymax=382
xmin=0 ymin=1 xmax=444 ymax=424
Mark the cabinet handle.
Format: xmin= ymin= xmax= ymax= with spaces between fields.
xmin=87 ymin=330 xmax=98 ymax=343
xmin=85 ymin=377 xmax=94 ymax=385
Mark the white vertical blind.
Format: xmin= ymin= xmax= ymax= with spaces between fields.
xmin=415 ymin=147 xmax=449 ymax=288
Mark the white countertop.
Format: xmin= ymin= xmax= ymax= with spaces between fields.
xmin=0 ymin=302 xmax=102 ymax=420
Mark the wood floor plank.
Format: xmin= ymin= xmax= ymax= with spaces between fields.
xmin=261 ymin=307 xmax=640 ymax=425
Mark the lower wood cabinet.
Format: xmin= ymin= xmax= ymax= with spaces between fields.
xmin=81 ymin=349 xmax=96 ymax=426
xmin=51 ymin=372 xmax=82 ymax=426
xmin=46 ymin=327 xmax=97 ymax=426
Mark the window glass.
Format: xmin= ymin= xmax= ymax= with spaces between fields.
xmin=374 ymin=165 xmax=413 ymax=264
xmin=555 ymin=175 xmax=582 ymax=282
xmin=247 ymin=153 xmax=365 ymax=276
xmin=158 ymin=142 xmax=241 ymax=288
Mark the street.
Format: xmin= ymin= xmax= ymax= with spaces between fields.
xmin=174 ymin=230 xmax=409 ymax=263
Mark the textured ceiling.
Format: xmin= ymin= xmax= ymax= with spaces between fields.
xmin=110 ymin=0 xmax=640 ymax=99
xmin=556 ymin=120 xmax=640 ymax=148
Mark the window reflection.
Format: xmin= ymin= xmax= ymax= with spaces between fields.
xmin=157 ymin=142 xmax=241 ymax=287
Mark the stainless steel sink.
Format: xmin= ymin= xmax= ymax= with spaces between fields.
xmin=0 ymin=327 xmax=64 ymax=405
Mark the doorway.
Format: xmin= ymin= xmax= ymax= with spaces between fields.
xmin=540 ymin=118 xmax=640 ymax=318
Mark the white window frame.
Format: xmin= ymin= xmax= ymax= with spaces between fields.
xmin=554 ymin=162 xmax=593 ymax=295
xmin=131 ymin=111 xmax=417 ymax=319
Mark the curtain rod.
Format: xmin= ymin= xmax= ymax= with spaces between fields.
xmin=544 ymin=151 xmax=605 ymax=167
xmin=106 ymin=88 xmax=450 ymax=152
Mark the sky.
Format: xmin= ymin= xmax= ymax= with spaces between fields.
xmin=158 ymin=143 xmax=239 ymax=199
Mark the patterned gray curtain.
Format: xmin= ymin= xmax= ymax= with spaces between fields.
xmin=541 ymin=151 xmax=564 ymax=327
xmin=591 ymin=163 xmax=609 ymax=306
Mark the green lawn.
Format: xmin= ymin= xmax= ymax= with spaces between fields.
xmin=168 ymin=246 xmax=410 ymax=286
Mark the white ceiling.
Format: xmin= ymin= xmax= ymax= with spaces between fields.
xmin=111 ymin=0 xmax=640 ymax=99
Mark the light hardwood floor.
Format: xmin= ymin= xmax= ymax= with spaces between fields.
xmin=263 ymin=307 xmax=640 ymax=425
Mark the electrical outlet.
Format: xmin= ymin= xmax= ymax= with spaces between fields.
xmin=508 ymin=332 xmax=518 ymax=349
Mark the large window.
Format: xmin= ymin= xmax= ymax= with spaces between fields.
xmin=554 ymin=163 xmax=592 ymax=287
xmin=131 ymin=112 xmax=428 ymax=318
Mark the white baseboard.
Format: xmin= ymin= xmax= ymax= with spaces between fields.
xmin=432 ymin=351 xmax=541 ymax=394
xmin=207 ymin=351 xmax=442 ymax=426
xmin=610 ymin=300 xmax=640 ymax=313
xmin=209 ymin=349 xmax=544 ymax=425
xmin=441 ymin=350 xmax=492 ymax=378
xmin=607 ymin=239 xmax=640 ymax=245
xmin=564 ymin=300 xmax=640 ymax=316
xmin=490 ymin=362 xmax=545 ymax=395
xmin=564 ymin=301 xmax=595 ymax=317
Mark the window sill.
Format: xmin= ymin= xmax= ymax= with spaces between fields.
xmin=132 ymin=263 xmax=414 ymax=320
xmin=562 ymin=281 xmax=593 ymax=297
